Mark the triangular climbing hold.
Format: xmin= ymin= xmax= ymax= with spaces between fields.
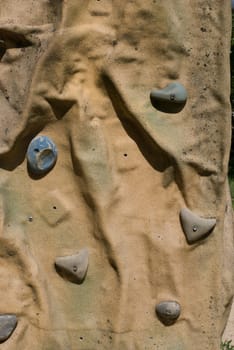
xmin=180 ymin=208 xmax=216 ymax=244
xmin=55 ymin=248 xmax=89 ymax=284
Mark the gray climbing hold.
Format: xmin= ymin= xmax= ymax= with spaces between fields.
xmin=156 ymin=301 xmax=180 ymax=326
xmin=27 ymin=135 xmax=57 ymax=175
xmin=180 ymin=207 xmax=216 ymax=244
xmin=55 ymin=248 xmax=89 ymax=284
xmin=0 ymin=315 xmax=18 ymax=343
xmin=150 ymin=82 xmax=187 ymax=113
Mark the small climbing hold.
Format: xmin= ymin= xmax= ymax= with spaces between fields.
xmin=155 ymin=301 xmax=180 ymax=326
xmin=27 ymin=135 xmax=57 ymax=175
xmin=150 ymin=82 xmax=187 ymax=113
xmin=0 ymin=314 xmax=18 ymax=343
xmin=55 ymin=248 xmax=89 ymax=284
xmin=180 ymin=207 xmax=216 ymax=244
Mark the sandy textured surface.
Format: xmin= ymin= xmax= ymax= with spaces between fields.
xmin=0 ymin=1 xmax=233 ymax=349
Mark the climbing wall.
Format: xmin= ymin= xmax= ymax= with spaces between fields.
xmin=0 ymin=0 xmax=233 ymax=349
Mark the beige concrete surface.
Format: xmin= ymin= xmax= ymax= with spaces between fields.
xmin=0 ymin=1 xmax=232 ymax=349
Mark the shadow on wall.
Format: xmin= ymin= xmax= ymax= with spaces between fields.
xmin=229 ymin=2 xmax=234 ymax=206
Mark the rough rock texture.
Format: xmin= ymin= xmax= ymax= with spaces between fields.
xmin=0 ymin=1 xmax=233 ymax=349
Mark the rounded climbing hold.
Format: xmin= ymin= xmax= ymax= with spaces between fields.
xmin=155 ymin=301 xmax=181 ymax=326
xmin=27 ymin=135 xmax=57 ymax=175
xmin=180 ymin=207 xmax=216 ymax=244
xmin=0 ymin=314 xmax=18 ymax=343
xmin=150 ymin=82 xmax=187 ymax=113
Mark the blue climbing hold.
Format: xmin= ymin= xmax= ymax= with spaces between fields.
xmin=27 ymin=135 xmax=57 ymax=175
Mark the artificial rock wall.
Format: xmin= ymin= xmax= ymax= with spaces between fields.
xmin=0 ymin=1 xmax=233 ymax=349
